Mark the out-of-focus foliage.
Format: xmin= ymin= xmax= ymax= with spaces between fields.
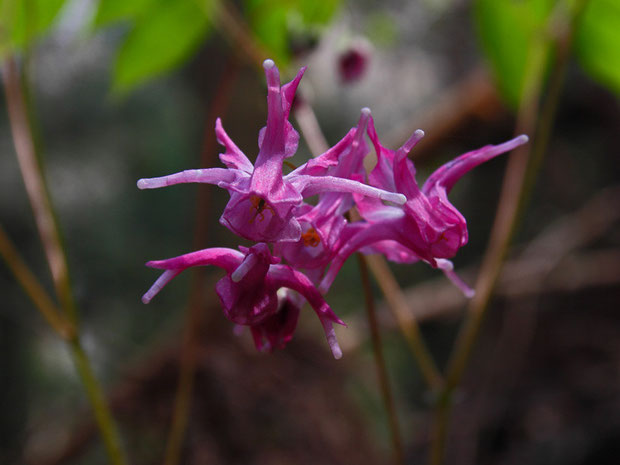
xmin=474 ymin=0 xmax=555 ymax=107
xmin=92 ymin=0 xmax=155 ymax=26
xmin=94 ymin=0 xmax=214 ymax=94
xmin=574 ymin=0 xmax=620 ymax=95
xmin=92 ymin=0 xmax=340 ymax=94
xmin=475 ymin=0 xmax=620 ymax=107
xmin=0 ymin=0 xmax=66 ymax=56
xmin=243 ymin=0 xmax=340 ymax=64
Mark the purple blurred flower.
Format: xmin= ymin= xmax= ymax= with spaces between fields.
xmin=338 ymin=39 xmax=371 ymax=83
xmin=138 ymin=60 xmax=404 ymax=244
xmin=142 ymin=243 xmax=345 ymax=358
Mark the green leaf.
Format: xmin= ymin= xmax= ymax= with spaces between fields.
xmin=0 ymin=0 xmax=66 ymax=55
xmin=474 ymin=0 xmax=555 ymax=107
xmin=92 ymin=0 xmax=157 ymax=28
xmin=244 ymin=0 xmax=340 ymax=66
xmin=295 ymin=0 xmax=340 ymax=25
xmin=574 ymin=0 xmax=620 ymax=95
xmin=112 ymin=0 xmax=211 ymax=94
xmin=246 ymin=1 xmax=290 ymax=63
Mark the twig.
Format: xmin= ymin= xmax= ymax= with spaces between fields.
xmin=429 ymin=2 xmax=592 ymax=463
xmin=2 ymin=55 xmax=128 ymax=465
xmin=0 ymin=223 xmax=74 ymax=339
xmin=197 ymin=0 xmax=268 ymax=70
xmin=364 ymin=254 xmax=443 ymax=389
xmin=357 ymin=254 xmax=405 ymax=465
xmin=377 ymin=185 xmax=620 ymax=324
xmin=2 ymin=56 xmax=76 ymax=320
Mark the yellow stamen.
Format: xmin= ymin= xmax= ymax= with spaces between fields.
xmin=301 ymin=228 xmax=321 ymax=247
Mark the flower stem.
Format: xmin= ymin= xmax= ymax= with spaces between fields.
xmin=428 ymin=2 xmax=591 ymax=463
xmin=69 ymin=337 xmax=127 ymax=465
xmin=364 ymin=254 xmax=444 ymax=390
xmin=199 ymin=0 xmax=268 ymax=70
xmin=357 ymin=254 xmax=405 ymax=465
xmin=2 ymin=55 xmax=128 ymax=465
xmin=0 ymin=223 xmax=75 ymax=339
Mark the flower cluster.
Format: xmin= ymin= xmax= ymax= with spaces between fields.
xmin=139 ymin=59 xmax=527 ymax=359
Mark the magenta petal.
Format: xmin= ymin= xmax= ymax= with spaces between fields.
xmin=142 ymin=248 xmax=245 ymax=303
xmin=216 ymin=276 xmax=278 ymax=325
xmin=215 ymin=118 xmax=254 ymax=173
xmin=281 ymin=65 xmax=306 ymax=121
xmin=361 ymin=240 xmax=420 ymax=264
xmin=291 ymin=129 xmax=356 ymax=177
xmin=291 ymin=175 xmax=406 ymax=204
xmin=220 ymin=191 xmax=302 ymax=242
xmin=142 ymin=270 xmax=182 ymax=304
xmin=422 ymin=135 xmax=529 ymax=195
xmin=436 ymin=259 xmax=475 ymax=298
xmin=268 ymin=265 xmax=345 ymax=359
xmin=145 ymin=247 xmax=244 ymax=272
xmin=250 ymin=294 xmax=301 ymax=351
xmin=137 ymin=167 xmax=239 ymax=190
xmin=366 ymin=116 xmax=397 ymax=192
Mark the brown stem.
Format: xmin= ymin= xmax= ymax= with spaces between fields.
xmin=201 ymin=0 xmax=268 ymax=70
xmin=364 ymin=254 xmax=444 ymax=390
xmin=3 ymin=55 xmax=127 ymax=465
xmin=0 ymin=223 xmax=74 ymax=339
xmin=357 ymin=254 xmax=405 ymax=465
xmin=429 ymin=2 xmax=591 ymax=463
xmin=2 ymin=56 xmax=76 ymax=321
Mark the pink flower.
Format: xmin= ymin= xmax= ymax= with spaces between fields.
xmin=138 ymin=60 xmax=405 ymax=244
xmin=248 ymin=289 xmax=302 ymax=352
xmin=142 ymin=243 xmax=345 ymax=358
xmin=275 ymin=109 xmax=372 ymax=272
xmin=320 ymin=118 xmax=529 ymax=295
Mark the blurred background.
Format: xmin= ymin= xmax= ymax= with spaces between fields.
xmin=1 ymin=0 xmax=619 ymax=464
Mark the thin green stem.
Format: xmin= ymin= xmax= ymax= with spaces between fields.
xmin=0 ymin=223 xmax=75 ymax=339
xmin=428 ymin=2 xmax=591 ymax=463
xmin=69 ymin=337 xmax=127 ymax=465
xmin=2 ymin=56 xmax=77 ymax=321
xmin=2 ymin=55 xmax=128 ymax=465
xmin=197 ymin=0 xmax=268 ymax=70
xmin=446 ymin=0 xmax=591 ymax=395
xmin=364 ymin=254 xmax=444 ymax=390
xmin=357 ymin=254 xmax=405 ymax=465
xmin=428 ymin=391 xmax=451 ymax=465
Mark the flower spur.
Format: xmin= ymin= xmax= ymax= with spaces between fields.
xmin=142 ymin=243 xmax=345 ymax=359
xmin=319 ymin=118 xmax=529 ymax=295
xmin=137 ymin=60 xmax=405 ymax=244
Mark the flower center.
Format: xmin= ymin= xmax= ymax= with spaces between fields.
xmin=301 ymin=228 xmax=321 ymax=247
xmin=249 ymin=195 xmax=273 ymax=223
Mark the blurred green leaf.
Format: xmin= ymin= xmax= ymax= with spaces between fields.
xmin=244 ymin=0 xmax=340 ymax=65
xmin=93 ymin=0 xmax=157 ymax=27
xmin=0 ymin=0 xmax=66 ymax=55
xmin=112 ymin=0 xmax=212 ymax=94
xmin=474 ymin=0 xmax=555 ymax=107
xmin=574 ymin=0 xmax=620 ymax=95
